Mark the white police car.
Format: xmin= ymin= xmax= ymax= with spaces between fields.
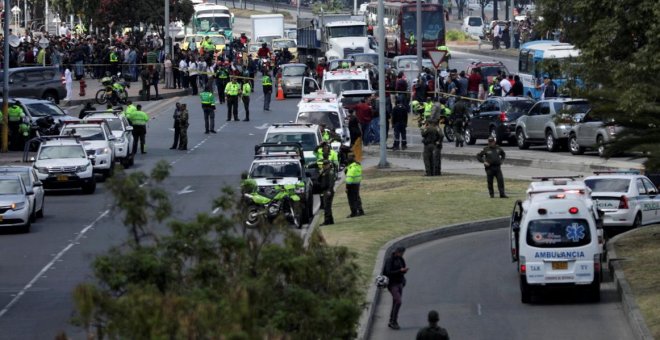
xmin=83 ymin=111 xmax=135 ymax=168
xmin=510 ymin=177 xmax=602 ymax=303
xmin=584 ymin=172 xmax=660 ymax=229
xmin=30 ymin=136 xmax=96 ymax=194
xmin=263 ymin=123 xmax=323 ymax=166
xmin=60 ymin=120 xmax=116 ymax=178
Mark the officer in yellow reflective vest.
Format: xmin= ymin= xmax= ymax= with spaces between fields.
xmin=225 ymin=77 xmax=240 ymax=121
xmin=215 ymin=61 xmax=229 ymax=104
xmin=109 ymin=47 xmax=120 ymax=76
xmin=129 ymin=104 xmax=149 ymax=154
xmin=344 ymin=154 xmax=364 ymax=218
xmin=437 ymin=45 xmax=451 ymax=70
xmin=8 ymin=104 xmax=27 ymax=150
xmin=314 ymin=142 xmax=339 ymax=170
xmin=241 ymin=80 xmax=251 ymax=121
xmin=200 ymin=87 xmax=216 ymax=133
xmin=262 ymin=70 xmax=273 ymax=111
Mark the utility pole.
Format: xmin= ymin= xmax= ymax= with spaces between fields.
xmin=164 ymin=0 xmax=170 ymax=58
xmin=2 ymin=0 xmax=10 ymax=152
xmin=510 ymin=0 xmax=515 ymax=48
xmin=377 ymin=0 xmax=387 ymax=167
xmin=415 ymin=0 xmax=421 ymax=70
xmin=492 ymin=0 xmax=498 ymax=20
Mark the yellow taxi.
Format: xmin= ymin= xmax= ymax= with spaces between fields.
xmin=180 ymin=34 xmax=227 ymax=52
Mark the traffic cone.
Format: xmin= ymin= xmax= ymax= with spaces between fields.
xmin=276 ymin=79 xmax=285 ymax=101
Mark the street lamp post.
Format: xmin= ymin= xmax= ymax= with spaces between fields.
xmin=377 ymin=0 xmax=387 ymax=167
xmin=2 ymin=0 xmax=10 ymax=152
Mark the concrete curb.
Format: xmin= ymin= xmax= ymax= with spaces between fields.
xmin=356 ymin=217 xmax=510 ymax=340
xmin=363 ymin=149 xmax=643 ymax=173
xmin=607 ymin=233 xmax=655 ymax=340
xmin=60 ymin=89 xmax=189 ymax=108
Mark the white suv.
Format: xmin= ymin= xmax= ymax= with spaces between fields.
xmin=60 ymin=121 xmax=116 ymax=178
xmin=30 ymin=136 xmax=96 ymax=194
xmin=263 ymin=123 xmax=323 ymax=166
xmin=84 ymin=111 xmax=135 ymax=168
xmin=584 ymin=173 xmax=660 ymax=229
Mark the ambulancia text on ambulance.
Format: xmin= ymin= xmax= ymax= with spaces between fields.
xmin=295 ymin=91 xmax=350 ymax=151
xmin=510 ymin=177 xmax=603 ymax=303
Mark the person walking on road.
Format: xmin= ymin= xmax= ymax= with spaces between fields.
xmin=477 ymin=136 xmax=508 ymax=198
xmin=170 ymin=102 xmax=182 ymax=149
xmin=178 ymin=103 xmax=189 ymax=150
xmin=262 ymin=68 xmax=273 ymax=111
xmin=384 ymin=246 xmax=408 ymax=330
xmin=129 ymin=104 xmax=149 ymax=155
xmin=421 ymin=121 xmax=442 ymax=176
xmin=225 ymin=77 xmax=240 ymax=121
xmin=416 ymin=310 xmax=450 ymax=340
xmin=390 ymin=99 xmax=408 ymax=150
xmin=241 ymin=80 xmax=251 ymax=121
xmin=200 ymin=86 xmax=217 ymax=133
xmin=345 ymin=154 xmax=364 ymax=218
xmin=318 ymin=159 xmax=336 ymax=226
xmin=452 ymin=99 xmax=469 ymax=147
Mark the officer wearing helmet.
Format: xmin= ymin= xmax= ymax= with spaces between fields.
xmin=305 ymin=55 xmax=316 ymax=71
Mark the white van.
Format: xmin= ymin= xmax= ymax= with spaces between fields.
xmin=461 ymin=16 xmax=484 ymax=39
xmin=510 ymin=178 xmax=603 ymax=303
xmin=295 ymin=91 xmax=351 ymax=150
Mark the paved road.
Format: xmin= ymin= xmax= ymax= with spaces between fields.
xmin=369 ymin=229 xmax=634 ymax=340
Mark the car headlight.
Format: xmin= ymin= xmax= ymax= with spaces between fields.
xmin=76 ymin=164 xmax=90 ymax=172
xmin=96 ymin=147 xmax=111 ymax=155
xmin=11 ymin=202 xmax=26 ymax=210
xmin=36 ymin=166 xmax=49 ymax=174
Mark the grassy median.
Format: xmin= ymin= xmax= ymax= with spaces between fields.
xmin=320 ymin=168 xmax=529 ymax=286
xmin=612 ymin=225 xmax=660 ymax=338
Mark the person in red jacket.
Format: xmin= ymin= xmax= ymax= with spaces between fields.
xmin=354 ymin=99 xmax=373 ymax=145
xmin=315 ymin=58 xmax=326 ymax=81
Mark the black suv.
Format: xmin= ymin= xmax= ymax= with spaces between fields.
xmin=1 ymin=67 xmax=66 ymax=103
xmin=465 ymin=97 xmax=536 ymax=145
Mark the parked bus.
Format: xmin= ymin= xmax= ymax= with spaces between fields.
xmin=518 ymin=40 xmax=581 ymax=99
xmin=193 ymin=3 xmax=234 ymax=37
xmin=365 ymin=1 xmax=445 ymax=57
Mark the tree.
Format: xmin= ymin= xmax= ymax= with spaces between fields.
xmin=536 ymin=0 xmax=660 ymax=171
xmin=478 ymin=0 xmax=491 ymax=21
xmin=69 ymin=162 xmax=363 ymax=339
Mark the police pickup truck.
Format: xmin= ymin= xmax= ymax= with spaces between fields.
xmin=510 ymin=177 xmax=603 ymax=303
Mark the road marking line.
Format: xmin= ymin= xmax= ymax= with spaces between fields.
xmin=477 ymin=303 xmax=482 ymax=316
xmin=212 ymin=207 xmax=220 ymax=214
xmin=0 ymin=209 xmax=110 ymax=318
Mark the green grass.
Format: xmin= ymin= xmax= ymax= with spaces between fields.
xmin=612 ymin=225 xmax=660 ymax=338
xmin=446 ymin=29 xmax=473 ymax=42
xmin=321 ymin=169 xmax=528 ymax=287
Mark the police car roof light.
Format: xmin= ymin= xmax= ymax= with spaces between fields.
xmin=531 ymin=175 xmax=583 ymax=182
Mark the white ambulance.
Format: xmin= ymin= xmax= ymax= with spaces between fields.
xmin=295 ymin=91 xmax=350 ymax=150
xmin=301 ymin=68 xmax=372 ymax=97
xmin=510 ymin=177 xmax=603 ymax=303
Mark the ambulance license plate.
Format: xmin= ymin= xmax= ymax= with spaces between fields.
xmin=57 ymin=175 xmax=68 ymax=182
xmin=552 ymin=261 xmax=568 ymax=270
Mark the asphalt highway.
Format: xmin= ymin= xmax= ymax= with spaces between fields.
xmin=369 ymin=229 xmax=634 ymax=340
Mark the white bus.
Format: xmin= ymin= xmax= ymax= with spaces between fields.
xmin=193 ymin=3 xmax=234 ymax=37
xmin=518 ymin=40 xmax=581 ymax=99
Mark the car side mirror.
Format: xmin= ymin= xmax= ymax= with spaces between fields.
xmin=88 ymin=155 xmax=96 ymax=160
xmin=33 ymin=181 xmax=43 ymax=187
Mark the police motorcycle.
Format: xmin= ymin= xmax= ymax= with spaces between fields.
xmin=243 ymin=182 xmax=305 ymax=229
xmin=96 ymin=72 xmax=130 ymax=105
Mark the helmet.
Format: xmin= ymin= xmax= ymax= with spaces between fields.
xmin=375 ymin=275 xmax=389 ymax=288
xmin=262 ymin=42 xmax=267 ymax=48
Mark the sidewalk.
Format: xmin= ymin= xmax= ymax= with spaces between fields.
xmin=60 ymin=78 xmax=189 ymax=108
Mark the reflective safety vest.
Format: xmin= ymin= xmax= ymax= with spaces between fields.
xmin=441 ymin=105 xmax=452 ymax=116
xmin=409 ymin=34 xmax=415 ymax=45
xmin=411 ymin=100 xmax=423 ymax=113
xmin=423 ymin=101 xmax=434 ymax=118
xmin=110 ymin=52 xmax=118 ymax=63
xmin=19 ymin=122 xmax=30 ymax=136
xmin=345 ymin=162 xmax=363 ymax=184
xmin=200 ymin=91 xmax=214 ymax=104
xmin=322 ymin=130 xmax=331 ymax=142
xmin=130 ymin=111 xmax=149 ymax=126
xmin=124 ymin=104 xmax=137 ymax=118
xmin=262 ymin=75 xmax=272 ymax=86
xmin=437 ymin=45 xmax=451 ymax=57
xmin=315 ymin=149 xmax=338 ymax=164
xmin=242 ymin=82 xmax=252 ymax=96
xmin=225 ymin=82 xmax=240 ymax=96
xmin=203 ymin=40 xmax=215 ymax=52
xmin=8 ymin=105 xmax=25 ymax=122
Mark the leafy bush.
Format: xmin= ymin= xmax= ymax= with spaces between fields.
xmin=446 ymin=29 xmax=472 ymax=41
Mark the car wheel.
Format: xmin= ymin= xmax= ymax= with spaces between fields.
xmin=36 ymin=198 xmax=44 ymax=218
xmin=632 ymin=213 xmax=642 ymax=228
xmin=82 ymin=181 xmax=96 ymax=195
xmin=516 ymin=129 xmax=529 ymax=149
xmin=465 ymin=128 xmax=477 ymax=145
xmin=42 ymin=90 xmax=59 ymax=104
xmin=520 ymin=276 xmax=532 ymax=304
xmin=546 ymin=131 xmax=558 ymax=152
xmin=569 ymin=134 xmax=584 ymax=155
xmin=597 ymin=136 xmax=606 ymax=158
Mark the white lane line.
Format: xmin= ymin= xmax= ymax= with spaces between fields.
xmin=477 ymin=303 xmax=482 ymax=316
xmin=211 ymin=207 xmax=220 ymax=214
xmin=0 ymin=209 xmax=111 ymax=318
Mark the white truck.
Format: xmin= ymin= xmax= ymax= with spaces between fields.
xmin=251 ymin=14 xmax=285 ymax=45
xmin=297 ymin=14 xmax=375 ymax=61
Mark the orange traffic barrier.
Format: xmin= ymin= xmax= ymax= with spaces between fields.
xmin=276 ymin=79 xmax=285 ymax=101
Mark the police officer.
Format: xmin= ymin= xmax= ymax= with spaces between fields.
xmin=200 ymin=86 xmax=216 ymax=133
xmin=477 ymin=136 xmax=508 ymax=198
xmin=345 ymin=153 xmax=364 ymax=218
xmin=416 ymin=310 xmax=450 ymax=340
xmin=129 ymin=104 xmax=149 ymax=155
xmin=8 ymin=104 xmax=26 ymax=150
xmin=315 ymin=142 xmax=339 ymax=170
xmin=384 ymin=246 xmax=408 ymax=330
xmin=391 ymin=99 xmax=408 ymax=150
xmin=262 ymin=68 xmax=273 ymax=111
xmin=241 ymin=79 xmax=251 ymax=121
xmin=225 ymin=77 xmax=240 ymax=121
xmin=452 ymin=99 xmax=469 ymax=147
xmin=178 ymin=103 xmax=189 ymax=150
xmin=170 ymin=103 xmax=182 ymax=149
xmin=108 ymin=47 xmax=119 ymax=76
xmin=318 ymin=159 xmax=336 ymax=226
xmin=214 ymin=61 xmax=229 ymax=104
xmin=421 ymin=120 xmax=442 ymax=176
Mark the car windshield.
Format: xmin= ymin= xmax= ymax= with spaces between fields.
xmin=402 ymin=10 xmax=445 ymax=40
xmin=297 ymin=111 xmax=341 ymax=130
xmin=249 ymin=44 xmax=261 ymax=53
xmin=555 ymin=101 xmax=590 ymax=115
xmin=265 ymin=132 xmax=317 ymax=151
xmin=62 ymin=127 xmax=105 ymax=141
xmin=526 ymin=219 xmax=591 ymax=248
xmin=250 ymin=161 xmax=302 ymax=178
xmin=96 ymin=117 xmax=123 ymax=131
xmin=273 ymin=40 xmax=296 ymax=49
xmin=480 ymin=66 xmax=505 ymax=78
xmin=327 ymin=25 xmax=366 ymax=38
xmin=351 ymin=54 xmax=378 ymax=65
xmin=584 ymin=178 xmax=630 ymax=193
xmin=503 ymin=100 xmax=535 ymax=112
xmin=468 ymin=17 xmax=482 ymax=26
xmin=324 ymin=80 xmax=369 ymax=96
xmin=196 ymin=17 xmax=231 ymax=31
xmin=25 ymin=102 xmax=67 ymax=117
xmin=282 ymin=66 xmax=307 ymax=77
xmin=0 ymin=179 xmax=23 ymax=195
xmin=38 ymin=145 xmax=87 ymax=159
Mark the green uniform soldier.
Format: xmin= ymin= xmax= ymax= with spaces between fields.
xmin=129 ymin=104 xmax=149 ymax=154
xmin=178 ymin=103 xmax=189 ymax=150
xmin=477 ymin=136 xmax=508 ymax=198
xmin=421 ymin=121 xmax=442 ymax=176
xmin=241 ymin=81 xmax=251 ymax=121
xmin=225 ymin=78 xmax=240 ymax=121
xmin=318 ymin=159 xmax=336 ymax=226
